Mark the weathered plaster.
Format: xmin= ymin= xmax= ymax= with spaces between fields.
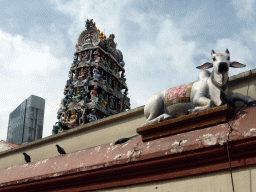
xmin=1 ymin=106 xmax=256 ymax=188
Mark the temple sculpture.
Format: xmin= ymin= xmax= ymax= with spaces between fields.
xmin=53 ymin=19 xmax=130 ymax=134
xmin=143 ymin=49 xmax=256 ymax=126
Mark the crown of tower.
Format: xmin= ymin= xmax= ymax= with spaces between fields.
xmin=85 ymin=19 xmax=95 ymax=29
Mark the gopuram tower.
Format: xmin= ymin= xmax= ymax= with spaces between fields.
xmin=53 ymin=19 xmax=130 ymax=134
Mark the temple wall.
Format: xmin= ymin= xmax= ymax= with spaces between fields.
xmin=0 ymin=106 xmax=144 ymax=170
xmin=0 ymin=69 xmax=256 ymax=170
xmin=96 ymin=166 xmax=256 ymax=192
xmin=0 ymin=141 xmax=13 ymax=153
xmin=228 ymin=69 xmax=256 ymax=104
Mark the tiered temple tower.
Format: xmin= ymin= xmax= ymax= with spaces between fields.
xmin=53 ymin=19 xmax=130 ymax=134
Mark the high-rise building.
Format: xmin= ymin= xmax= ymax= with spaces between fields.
xmin=6 ymin=95 xmax=45 ymax=145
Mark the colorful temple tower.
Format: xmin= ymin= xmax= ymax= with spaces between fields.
xmin=53 ymin=19 xmax=130 ymax=134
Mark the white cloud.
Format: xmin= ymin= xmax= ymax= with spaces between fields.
xmin=50 ymin=0 xmax=200 ymax=109
xmin=232 ymin=0 xmax=256 ymax=19
xmin=0 ymin=0 xmax=251 ymax=142
xmin=0 ymin=28 xmax=69 ymax=141
xmin=50 ymin=0 xmax=131 ymax=44
xmin=212 ymin=37 xmax=255 ymax=76
xmin=1 ymin=0 xmax=256 ymax=144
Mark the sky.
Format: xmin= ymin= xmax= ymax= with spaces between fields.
xmin=1 ymin=0 xmax=256 ymax=141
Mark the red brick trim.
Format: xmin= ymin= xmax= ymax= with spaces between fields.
xmin=1 ymin=137 xmax=256 ymax=192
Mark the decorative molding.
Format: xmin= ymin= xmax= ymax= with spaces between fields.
xmin=137 ymin=105 xmax=235 ymax=142
xmin=1 ymin=135 xmax=256 ymax=191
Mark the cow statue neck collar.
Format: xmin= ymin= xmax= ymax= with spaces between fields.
xmin=211 ymin=72 xmax=229 ymax=91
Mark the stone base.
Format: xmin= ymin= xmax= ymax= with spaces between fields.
xmin=137 ymin=105 xmax=236 ymax=142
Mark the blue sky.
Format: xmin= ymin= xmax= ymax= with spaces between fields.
xmin=1 ymin=0 xmax=256 ymax=141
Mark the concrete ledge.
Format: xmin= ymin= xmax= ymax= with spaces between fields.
xmin=137 ymin=105 xmax=235 ymax=142
xmin=0 ymin=106 xmax=145 ymax=170
xmin=1 ymin=106 xmax=256 ymax=191
xmin=229 ymin=68 xmax=256 ymax=83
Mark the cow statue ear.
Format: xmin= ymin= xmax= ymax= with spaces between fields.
xmin=230 ymin=61 xmax=246 ymax=68
xmin=196 ymin=62 xmax=213 ymax=69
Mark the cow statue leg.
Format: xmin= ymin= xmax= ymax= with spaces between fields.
xmin=188 ymin=96 xmax=213 ymax=114
xmin=143 ymin=91 xmax=174 ymax=126
xmin=188 ymin=79 xmax=214 ymax=114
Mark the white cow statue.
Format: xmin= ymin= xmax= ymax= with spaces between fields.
xmin=143 ymin=49 xmax=256 ymax=126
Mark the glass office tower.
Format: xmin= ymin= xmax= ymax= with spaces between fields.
xmin=6 ymin=95 xmax=45 ymax=145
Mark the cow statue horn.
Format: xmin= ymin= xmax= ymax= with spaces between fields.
xmin=211 ymin=49 xmax=215 ymax=55
xmin=225 ymin=49 xmax=229 ymax=54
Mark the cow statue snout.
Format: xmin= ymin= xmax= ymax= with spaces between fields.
xmin=218 ymin=62 xmax=228 ymax=73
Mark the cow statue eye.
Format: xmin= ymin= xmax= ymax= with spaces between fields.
xmin=227 ymin=56 xmax=230 ymax=61
xmin=213 ymin=57 xmax=216 ymax=61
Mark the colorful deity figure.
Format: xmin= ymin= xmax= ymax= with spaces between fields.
xmin=114 ymin=81 xmax=119 ymax=91
xmin=108 ymin=60 xmax=111 ymax=69
xmin=66 ymin=110 xmax=78 ymax=125
xmin=67 ymin=85 xmax=74 ymax=98
xmin=100 ymin=55 xmax=104 ymax=62
xmin=90 ymin=86 xmax=98 ymax=104
xmin=68 ymin=71 xmax=73 ymax=80
xmin=93 ymin=67 xmax=101 ymax=81
xmin=113 ymin=64 xmax=118 ymax=75
xmin=77 ymin=87 xmax=83 ymax=96
xmin=85 ymin=68 xmax=91 ymax=78
xmin=80 ymin=69 xmax=86 ymax=80
xmin=87 ymin=109 xmax=98 ymax=122
xmin=78 ymin=52 xmax=83 ymax=61
xmin=61 ymin=109 xmax=68 ymax=124
xmin=79 ymin=107 xmax=85 ymax=125
xmin=83 ymin=94 xmax=89 ymax=107
xmin=100 ymin=31 xmax=106 ymax=40
xmin=74 ymin=71 xmax=78 ymax=81
xmin=63 ymin=90 xmax=68 ymax=96
xmin=73 ymin=54 xmax=78 ymax=66
xmin=79 ymin=106 xmax=88 ymax=125
xmin=110 ymin=95 xmax=114 ymax=109
xmin=98 ymin=93 xmax=103 ymax=102
xmin=74 ymin=76 xmax=82 ymax=87
xmin=75 ymin=44 xmax=79 ymax=51
xmin=82 ymin=51 xmax=89 ymax=61
xmin=117 ymin=101 xmax=122 ymax=113
xmin=63 ymin=93 xmax=69 ymax=105
xmin=83 ymin=84 xmax=89 ymax=96
xmin=85 ymin=32 xmax=93 ymax=44
xmin=117 ymin=100 xmax=121 ymax=108
xmin=102 ymin=80 xmax=107 ymax=90
xmin=116 ymin=68 xmax=120 ymax=77
xmin=102 ymin=99 xmax=107 ymax=108
xmin=93 ymin=49 xmax=100 ymax=62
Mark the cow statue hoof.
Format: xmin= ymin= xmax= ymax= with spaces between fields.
xmin=158 ymin=114 xmax=173 ymax=122
xmin=187 ymin=108 xmax=196 ymax=114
